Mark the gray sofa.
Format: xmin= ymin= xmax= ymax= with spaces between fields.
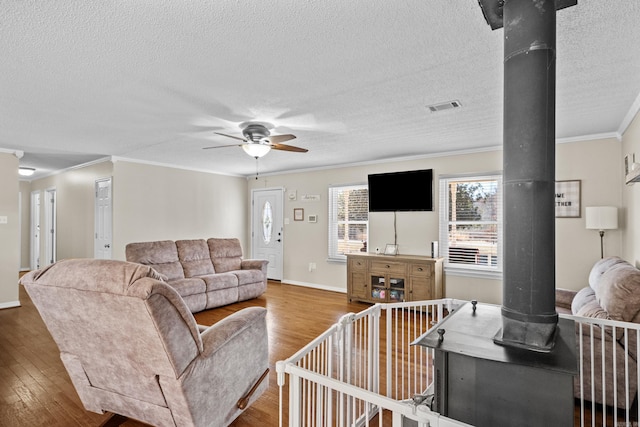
xmin=126 ymin=238 xmax=268 ymax=313
xmin=556 ymin=256 xmax=640 ymax=409
xmin=21 ymin=258 xmax=269 ymax=427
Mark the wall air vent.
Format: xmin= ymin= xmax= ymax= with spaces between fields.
xmin=426 ymin=100 xmax=462 ymax=113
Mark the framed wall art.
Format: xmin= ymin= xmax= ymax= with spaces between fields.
xmin=555 ymin=180 xmax=581 ymax=218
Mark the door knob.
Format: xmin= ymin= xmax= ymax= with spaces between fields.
xmin=104 ymin=244 xmax=110 ymax=248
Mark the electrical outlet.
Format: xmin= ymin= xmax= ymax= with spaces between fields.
xmin=0 ymin=216 xmax=7 ymax=224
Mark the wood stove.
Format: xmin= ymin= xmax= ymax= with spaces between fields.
xmin=414 ymin=301 xmax=576 ymax=426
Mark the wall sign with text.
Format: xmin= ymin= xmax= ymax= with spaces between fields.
xmin=555 ymin=180 xmax=581 ymax=218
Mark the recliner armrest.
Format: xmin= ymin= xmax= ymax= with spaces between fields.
xmin=199 ymin=307 xmax=267 ymax=358
xmin=240 ymin=259 xmax=268 ymax=275
xmin=556 ymin=288 xmax=577 ymax=311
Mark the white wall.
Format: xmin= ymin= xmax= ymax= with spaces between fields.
xmin=111 ymin=161 xmax=249 ymax=261
xmin=249 ymin=137 xmax=625 ymax=304
xmin=0 ymin=153 xmax=20 ymax=308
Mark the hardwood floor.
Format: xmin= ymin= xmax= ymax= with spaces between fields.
xmin=2 ymin=275 xmax=617 ymax=426
xmin=0 ymin=279 xmax=369 ymax=426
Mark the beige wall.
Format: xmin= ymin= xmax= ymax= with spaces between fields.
xmin=622 ymin=111 xmax=640 ymax=267
xmin=10 ymin=115 xmax=635 ymax=307
xmin=111 ymin=161 xmax=249 ymax=261
xmin=250 ymin=150 xmax=504 ymax=302
xmin=18 ymin=180 xmax=31 ymax=269
xmin=250 ymin=137 xmax=626 ymax=304
xmin=30 ymin=161 xmax=114 ymax=264
xmin=555 ymin=137 xmax=623 ymax=290
xmin=0 ymin=153 xmax=20 ymax=308
xmin=25 ymin=159 xmax=249 ymax=266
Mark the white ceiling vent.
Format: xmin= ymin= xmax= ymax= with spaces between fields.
xmin=426 ymin=100 xmax=462 ymax=113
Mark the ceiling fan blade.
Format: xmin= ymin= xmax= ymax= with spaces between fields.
xmin=268 ymin=134 xmax=296 ymax=143
xmin=214 ymin=132 xmax=247 ymax=142
xmin=271 ymin=143 xmax=308 ymax=153
xmin=202 ymin=143 xmax=242 ymax=150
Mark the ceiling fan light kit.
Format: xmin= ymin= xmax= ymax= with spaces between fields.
xmin=242 ymin=143 xmax=271 ymax=158
xmin=203 ymin=122 xmax=307 ymax=159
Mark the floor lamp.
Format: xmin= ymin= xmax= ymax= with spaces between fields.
xmin=585 ymin=206 xmax=618 ymax=259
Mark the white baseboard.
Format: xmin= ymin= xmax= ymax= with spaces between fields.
xmin=281 ymin=279 xmax=347 ymax=294
xmin=0 ymin=300 xmax=21 ymax=310
xmin=20 ymin=267 xmax=31 ymax=272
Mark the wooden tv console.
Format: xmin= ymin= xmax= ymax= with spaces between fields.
xmin=346 ymin=253 xmax=443 ymax=304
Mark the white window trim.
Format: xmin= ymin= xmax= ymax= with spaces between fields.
xmin=439 ymin=173 xmax=503 ymax=280
xmin=328 ymin=184 xmax=368 ymax=262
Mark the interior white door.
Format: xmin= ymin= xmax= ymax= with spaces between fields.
xmin=94 ymin=178 xmax=113 ymax=259
xmin=251 ymin=188 xmax=284 ymax=281
xmin=30 ymin=191 xmax=41 ymax=270
xmin=44 ymin=188 xmax=57 ymax=265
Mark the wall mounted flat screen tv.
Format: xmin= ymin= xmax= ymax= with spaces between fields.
xmin=368 ymin=169 xmax=433 ymax=212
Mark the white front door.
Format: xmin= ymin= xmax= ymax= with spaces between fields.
xmin=30 ymin=191 xmax=41 ymax=270
xmin=251 ymin=188 xmax=284 ymax=281
xmin=94 ymin=178 xmax=113 ymax=259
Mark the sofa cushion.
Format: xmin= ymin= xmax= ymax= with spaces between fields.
xmin=596 ymin=263 xmax=640 ymax=323
xmin=233 ymin=269 xmax=265 ymax=286
xmin=201 ymin=273 xmax=238 ymax=291
xmin=176 ymin=239 xmax=215 ymax=277
xmin=168 ymin=278 xmax=207 ymax=297
xmin=126 ymin=240 xmax=185 ymax=281
xmin=589 ymin=256 xmax=628 ymax=294
xmin=571 ymin=286 xmax=596 ymax=315
xmin=208 ymin=238 xmax=243 ymax=273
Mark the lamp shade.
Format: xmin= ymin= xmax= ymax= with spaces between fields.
xmin=585 ymin=206 xmax=618 ymax=230
xmin=242 ymin=143 xmax=271 ymax=158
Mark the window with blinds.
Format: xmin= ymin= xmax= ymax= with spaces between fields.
xmin=328 ymin=184 xmax=368 ymax=261
xmin=439 ymin=174 xmax=503 ymax=276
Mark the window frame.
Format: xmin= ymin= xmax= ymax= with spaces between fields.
xmin=328 ymin=184 xmax=369 ymax=262
xmin=438 ymin=173 xmax=503 ymax=279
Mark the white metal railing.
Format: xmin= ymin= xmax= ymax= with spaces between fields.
xmin=277 ymin=300 xmax=640 ymax=427
xmin=566 ymin=313 xmax=640 ymax=427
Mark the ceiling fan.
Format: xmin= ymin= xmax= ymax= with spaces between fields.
xmin=202 ymin=122 xmax=308 ymax=158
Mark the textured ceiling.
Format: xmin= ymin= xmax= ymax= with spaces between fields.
xmin=2 ymin=1 xmax=640 ymax=179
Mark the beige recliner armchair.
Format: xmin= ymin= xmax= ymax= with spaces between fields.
xmin=21 ymin=259 xmax=269 ymax=427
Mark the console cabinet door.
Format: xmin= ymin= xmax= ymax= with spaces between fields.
xmin=348 ymin=258 xmax=368 ymax=301
xmin=409 ymin=263 xmax=433 ymax=301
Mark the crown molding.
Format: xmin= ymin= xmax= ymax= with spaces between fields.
xmin=110 ymin=156 xmax=245 ymax=178
xmin=618 ymin=90 xmax=640 ymax=137
xmin=0 ymin=148 xmax=24 ymax=158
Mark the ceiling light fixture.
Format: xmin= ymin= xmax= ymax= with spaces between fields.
xmin=18 ymin=167 xmax=36 ymax=177
xmin=426 ymin=100 xmax=462 ymax=113
xmin=242 ymin=143 xmax=271 ymax=158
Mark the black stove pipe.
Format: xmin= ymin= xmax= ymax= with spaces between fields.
xmin=498 ymin=0 xmax=558 ymax=351
xmin=477 ymin=0 xmax=577 ymax=351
